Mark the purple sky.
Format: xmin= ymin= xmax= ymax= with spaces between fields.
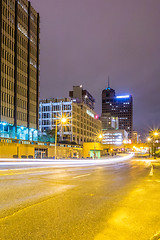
xmin=31 ymin=0 xmax=160 ymax=135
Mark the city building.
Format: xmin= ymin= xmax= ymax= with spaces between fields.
xmin=39 ymin=98 xmax=102 ymax=145
xmin=102 ymin=84 xmax=133 ymax=139
xmin=69 ymin=85 xmax=95 ymax=110
xmin=102 ymin=129 xmax=128 ymax=145
xmin=100 ymin=113 xmax=119 ymax=130
xmin=0 ymin=138 xmax=82 ymax=159
xmin=132 ymin=130 xmax=139 ymax=143
xmin=0 ymin=0 xmax=40 ymax=140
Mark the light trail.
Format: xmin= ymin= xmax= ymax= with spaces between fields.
xmin=0 ymin=154 xmax=134 ymax=171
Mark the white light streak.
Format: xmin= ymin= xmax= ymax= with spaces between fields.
xmin=0 ymin=154 xmax=134 ymax=170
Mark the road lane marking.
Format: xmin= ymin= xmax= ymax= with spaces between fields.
xmin=149 ymin=164 xmax=153 ymax=176
xmin=73 ymin=173 xmax=91 ymax=179
xmin=0 ymin=170 xmax=50 ymax=177
xmin=0 ymin=169 xmax=66 ymax=177
xmin=150 ymin=231 xmax=160 ymax=240
xmin=145 ymin=180 xmax=160 ymax=183
xmin=0 ymin=185 xmax=74 ymax=222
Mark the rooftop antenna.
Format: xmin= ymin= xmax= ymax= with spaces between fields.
xmin=108 ymin=75 xmax=110 ymax=88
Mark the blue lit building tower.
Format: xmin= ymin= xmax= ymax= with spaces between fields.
xmin=102 ymin=83 xmax=133 ymax=139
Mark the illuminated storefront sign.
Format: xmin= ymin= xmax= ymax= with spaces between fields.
xmin=86 ymin=110 xmax=94 ymax=118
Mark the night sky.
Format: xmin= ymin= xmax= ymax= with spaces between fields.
xmin=31 ymin=0 xmax=160 ymax=136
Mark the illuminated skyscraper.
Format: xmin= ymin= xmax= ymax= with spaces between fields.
xmin=102 ymin=84 xmax=133 ymax=139
xmin=0 ymin=0 xmax=40 ymax=140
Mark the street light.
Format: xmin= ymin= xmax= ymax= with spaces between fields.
xmin=55 ymin=117 xmax=67 ymax=160
xmin=154 ymin=132 xmax=158 ymax=136
xmin=153 ymin=131 xmax=159 ymax=159
xmin=61 ymin=117 xmax=67 ymax=124
xmin=93 ymin=132 xmax=103 ymax=159
xmin=98 ymin=134 xmax=103 ymax=139
xmin=147 ymin=137 xmax=152 ymax=157
xmin=123 ymin=140 xmax=127 ymax=153
xmin=148 ymin=130 xmax=160 ymax=158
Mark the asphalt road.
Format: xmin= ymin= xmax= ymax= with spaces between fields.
xmin=0 ymin=156 xmax=160 ymax=240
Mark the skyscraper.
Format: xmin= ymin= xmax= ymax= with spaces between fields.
xmin=0 ymin=0 xmax=40 ymax=140
xmin=102 ymin=84 xmax=133 ymax=139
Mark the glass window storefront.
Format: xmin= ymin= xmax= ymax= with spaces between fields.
xmin=0 ymin=122 xmax=38 ymax=141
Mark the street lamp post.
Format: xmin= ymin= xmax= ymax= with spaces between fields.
xmin=153 ymin=132 xmax=158 ymax=159
xmin=93 ymin=133 xmax=103 ymax=159
xmin=147 ymin=137 xmax=151 ymax=157
xmin=123 ymin=140 xmax=127 ymax=153
xmin=55 ymin=120 xmax=58 ymax=160
xmin=55 ymin=117 xmax=67 ymax=160
xmin=147 ymin=131 xmax=159 ymax=159
xmin=93 ymin=136 xmax=96 ymax=159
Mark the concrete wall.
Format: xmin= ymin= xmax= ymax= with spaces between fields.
xmin=0 ymin=141 xmax=82 ymax=159
xmin=48 ymin=145 xmax=82 ymax=159
xmin=0 ymin=142 xmax=35 ymax=158
xmin=83 ymin=142 xmax=104 ymax=158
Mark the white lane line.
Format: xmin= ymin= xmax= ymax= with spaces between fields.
xmin=73 ymin=173 xmax=91 ymax=179
xmin=149 ymin=164 xmax=153 ymax=176
xmin=150 ymin=231 xmax=160 ymax=240
xmin=0 ymin=169 xmax=65 ymax=177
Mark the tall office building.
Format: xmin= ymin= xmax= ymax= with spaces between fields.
xmin=69 ymin=85 xmax=95 ymax=110
xmin=132 ymin=130 xmax=141 ymax=144
xmin=0 ymin=0 xmax=40 ymax=140
xmin=102 ymin=84 xmax=133 ymax=139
